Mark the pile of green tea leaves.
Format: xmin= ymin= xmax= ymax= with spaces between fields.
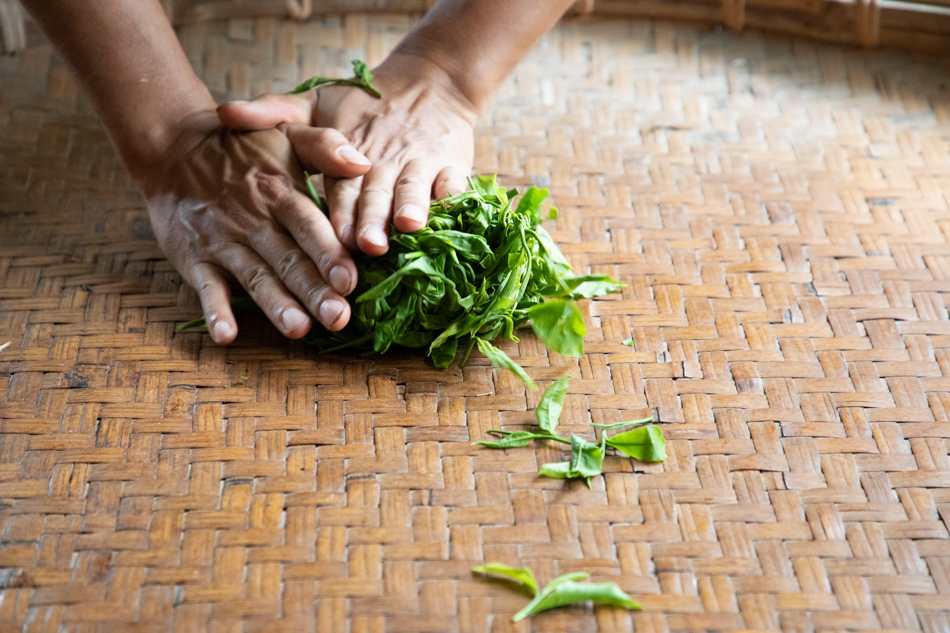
xmin=475 ymin=376 xmax=667 ymax=485
xmin=300 ymin=175 xmax=623 ymax=382
xmin=473 ymin=563 xmax=640 ymax=621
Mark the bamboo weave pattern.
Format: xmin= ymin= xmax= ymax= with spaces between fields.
xmin=1 ymin=14 xmax=950 ymax=633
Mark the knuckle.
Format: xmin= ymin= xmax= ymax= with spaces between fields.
xmin=279 ymin=205 xmax=309 ymax=236
xmin=194 ymin=278 xmax=217 ymax=298
xmin=331 ymin=178 xmax=363 ymax=196
xmin=361 ymin=184 xmax=393 ymax=197
xmin=242 ymin=263 xmax=272 ymax=295
xmin=255 ymin=172 xmax=288 ymax=205
xmin=396 ymin=173 xmax=427 ymax=189
xmin=311 ymin=127 xmax=336 ymax=145
xmin=275 ymin=249 xmax=309 ymax=281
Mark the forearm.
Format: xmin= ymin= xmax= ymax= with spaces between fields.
xmin=393 ymin=0 xmax=576 ymax=113
xmin=21 ymin=0 xmax=215 ymax=179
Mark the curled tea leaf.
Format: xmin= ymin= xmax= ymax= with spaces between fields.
xmin=476 ymin=338 xmax=537 ymax=390
xmin=472 ymin=563 xmax=539 ymax=595
xmin=474 ymin=430 xmax=567 ymax=449
xmin=474 ymin=563 xmax=641 ymax=622
xmin=513 ymin=577 xmax=641 ymax=621
xmin=535 ymin=376 xmax=570 ymax=434
xmin=590 ymin=416 xmax=654 ymax=430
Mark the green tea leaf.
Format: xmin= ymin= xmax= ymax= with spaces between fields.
xmin=515 ymin=186 xmax=550 ymax=224
xmin=535 ymin=376 xmax=570 ymax=434
xmin=606 ymin=425 xmax=667 ymax=462
xmin=430 ymin=338 xmax=458 ymax=370
xmin=622 ymin=338 xmax=634 ymax=346
xmin=288 ymin=59 xmax=381 ymax=98
xmin=475 ymin=431 xmax=546 ymax=449
xmin=472 ymin=563 xmax=539 ymax=596
xmin=590 ymin=416 xmax=654 ymax=430
xmin=351 ymin=60 xmax=376 ymax=90
xmin=570 ymin=434 xmax=606 ymax=479
xmin=513 ymin=576 xmax=641 ymax=621
xmin=538 ymin=434 xmax=606 ymax=486
xmin=475 ymin=338 xmax=537 ymax=390
xmin=303 ymin=171 xmax=329 ymax=213
xmin=567 ymin=275 xmax=626 ymax=300
xmin=537 ymin=460 xmax=572 ymax=479
xmin=528 ymin=299 xmax=586 ymax=357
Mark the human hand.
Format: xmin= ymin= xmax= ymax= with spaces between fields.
xmin=217 ymin=53 xmax=478 ymax=256
xmin=137 ymin=111 xmax=372 ymax=344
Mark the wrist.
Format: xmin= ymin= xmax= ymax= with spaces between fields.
xmin=380 ymin=45 xmax=490 ymax=118
xmin=108 ymin=83 xmax=217 ymax=183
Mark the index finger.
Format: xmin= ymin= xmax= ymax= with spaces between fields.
xmin=278 ymin=123 xmax=371 ymax=181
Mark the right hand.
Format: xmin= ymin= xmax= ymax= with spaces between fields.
xmin=137 ymin=110 xmax=372 ymax=344
xmin=217 ymin=53 xmax=478 ymax=257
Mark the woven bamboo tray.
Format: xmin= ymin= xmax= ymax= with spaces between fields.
xmin=2 ymin=12 xmax=950 ymax=633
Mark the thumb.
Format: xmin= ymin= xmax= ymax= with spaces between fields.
xmin=217 ymin=93 xmax=313 ymax=130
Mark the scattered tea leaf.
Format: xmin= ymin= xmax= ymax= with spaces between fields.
xmin=514 ymin=576 xmax=641 ymax=621
xmin=472 ymin=563 xmax=539 ymax=595
xmin=622 ymin=338 xmax=634 ymax=346
xmin=539 ymin=434 xmax=606 ymax=487
xmin=474 ymin=430 xmax=566 ymax=449
xmin=590 ymin=416 xmax=654 ymax=430
xmin=605 ymin=425 xmax=667 ymax=462
xmin=537 ymin=460 xmax=573 ymax=479
xmin=476 ymin=338 xmax=537 ymax=390
xmin=535 ymin=376 xmax=570 ymax=434
xmin=474 ymin=563 xmax=641 ymax=622
xmin=528 ymin=299 xmax=587 ymax=357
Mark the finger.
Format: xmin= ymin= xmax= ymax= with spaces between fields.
xmin=247 ymin=226 xmax=351 ymax=332
xmin=278 ymin=123 xmax=370 ymax=180
xmin=356 ymin=167 xmax=399 ymax=256
xmin=190 ymin=262 xmax=238 ymax=344
xmin=217 ymin=93 xmax=313 ymax=131
xmin=216 ymin=245 xmax=314 ymax=339
xmin=433 ymin=165 xmax=471 ymax=200
xmin=272 ymin=188 xmax=358 ymax=296
xmin=392 ymin=159 xmax=434 ymax=233
xmin=325 ymin=176 xmax=363 ymax=252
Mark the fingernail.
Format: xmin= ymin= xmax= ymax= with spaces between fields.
xmin=226 ymin=99 xmax=249 ymax=105
xmin=212 ymin=320 xmax=234 ymax=343
xmin=362 ymin=226 xmax=389 ymax=250
xmin=329 ymin=265 xmax=353 ymax=295
xmin=398 ymin=204 xmax=427 ymax=227
xmin=337 ymin=145 xmax=371 ymax=166
xmin=319 ymin=298 xmax=346 ymax=328
xmin=280 ymin=306 xmax=310 ymax=332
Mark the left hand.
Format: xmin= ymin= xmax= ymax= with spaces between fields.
xmin=217 ymin=53 xmax=478 ymax=256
